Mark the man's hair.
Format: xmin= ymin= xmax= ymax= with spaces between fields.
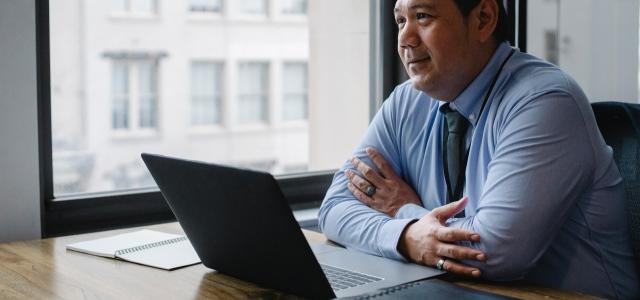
xmin=453 ymin=0 xmax=509 ymax=43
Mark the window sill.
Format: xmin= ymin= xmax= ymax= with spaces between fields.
xmin=272 ymin=15 xmax=308 ymax=24
xmin=110 ymin=129 xmax=160 ymax=141
xmin=187 ymin=125 xmax=226 ymax=137
xmin=109 ymin=13 xmax=160 ymax=21
xmin=232 ymin=123 xmax=270 ymax=133
xmin=186 ymin=13 xmax=224 ymax=22
xmin=276 ymin=120 xmax=308 ymax=128
xmin=44 ymin=171 xmax=335 ymax=237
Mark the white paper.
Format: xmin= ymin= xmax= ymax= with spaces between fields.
xmin=66 ymin=229 xmax=183 ymax=258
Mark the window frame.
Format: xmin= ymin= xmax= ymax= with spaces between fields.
xmin=237 ymin=61 xmax=270 ymax=124
xmin=190 ymin=61 xmax=225 ymax=127
xmin=188 ymin=0 xmax=223 ymax=14
xmin=37 ymin=0 xmax=526 ymax=238
xmin=110 ymin=0 xmax=159 ymax=18
xmin=281 ymin=61 xmax=308 ymax=122
xmin=110 ymin=59 xmax=160 ymax=132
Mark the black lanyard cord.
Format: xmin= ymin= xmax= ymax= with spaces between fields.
xmin=442 ymin=49 xmax=516 ymax=204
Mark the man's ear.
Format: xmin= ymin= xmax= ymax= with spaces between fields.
xmin=470 ymin=0 xmax=499 ymax=43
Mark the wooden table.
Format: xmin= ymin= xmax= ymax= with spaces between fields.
xmin=0 ymin=222 xmax=598 ymax=299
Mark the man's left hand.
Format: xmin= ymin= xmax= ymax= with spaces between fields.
xmin=345 ymin=147 xmax=421 ymax=217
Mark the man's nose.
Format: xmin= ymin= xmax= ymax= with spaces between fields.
xmin=398 ymin=22 xmax=420 ymax=49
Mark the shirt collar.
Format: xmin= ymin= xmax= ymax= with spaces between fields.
xmin=438 ymin=42 xmax=513 ymax=127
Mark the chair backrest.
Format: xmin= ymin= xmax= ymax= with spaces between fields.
xmin=591 ymin=101 xmax=640 ymax=274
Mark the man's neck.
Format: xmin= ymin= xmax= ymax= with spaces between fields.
xmin=442 ymin=40 xmax=500 ymax=102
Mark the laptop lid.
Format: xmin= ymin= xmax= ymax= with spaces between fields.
xmin=141 ymin=153 xmax=335 ymax=299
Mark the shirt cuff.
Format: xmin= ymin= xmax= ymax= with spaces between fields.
xmin=377 ymin=218 xmax=417 ymax=261
xmin=395 ymin=203 xmax=430 ymax=220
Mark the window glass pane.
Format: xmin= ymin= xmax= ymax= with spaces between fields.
xmin=112 ymin=63 xmax=129 ymax=129
xmin=111 ymin=0 xmax=128 ymax=12
xmin=238 ymin=62 xmax=268 ymax=123
xmin=138 ymin=62 xmax=157 ymax=128
xmin=241 ymin=0 xmax=268 ymax=15
xmin=191 ymin=62 xmax=222 ymax=125
xmin=131 ymin=0 xmax=155 ymax=14
xmin=527 ymin=0 xmax=639 ymax=102
xmin=50 ymin=1 xmax=372 ymax=196
xmin=190 ymin=0 xmax=222 ymax=13
xmin=283 ymin=62 xmax=307 ymax=121
xmin=281 ymin=0 xmax=307 ymax=15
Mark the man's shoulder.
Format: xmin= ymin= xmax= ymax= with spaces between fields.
xmin=497 ymin=51 xmax=587 ymax=111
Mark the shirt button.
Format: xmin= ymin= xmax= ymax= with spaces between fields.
xmin=469 ymin=113 xmax=476 ymax=121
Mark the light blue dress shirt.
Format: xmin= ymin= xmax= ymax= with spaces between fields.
xmin=318 ymin=43 xmax=639 ymax=299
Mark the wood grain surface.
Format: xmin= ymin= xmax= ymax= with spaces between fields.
xmin=0 ymin=222 xmax=598 ymax=299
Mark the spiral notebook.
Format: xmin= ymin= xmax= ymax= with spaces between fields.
xmin=66 ymin=229 xmax=201 ymax=270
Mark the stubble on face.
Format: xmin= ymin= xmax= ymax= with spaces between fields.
xmin=395 ymin=0 xmax=476 ymax=101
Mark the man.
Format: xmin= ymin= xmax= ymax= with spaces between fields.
xmin=318 ymin=0 xmax=639 ymax=298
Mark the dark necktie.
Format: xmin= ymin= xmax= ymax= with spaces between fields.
xmin=440 ymin=104 xmax=469 ymax=208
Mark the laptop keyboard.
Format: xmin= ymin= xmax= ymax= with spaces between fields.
xmin=320 ymin=264 xmax=383 ymax=291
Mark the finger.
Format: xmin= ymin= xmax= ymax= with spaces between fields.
xmin=350 ymin=157 xmax=385 ymax=187
xmin=442 ymin=259 xmax=482 ymax=278
xmin=345 ymin=170 xmax=375 ymax=194
xmin=430 ymin=196 xmax=468 ymax=222
xmin=348 ymin=183 xmax=375 ymax=205
xmin=366 ymin=147 xmax=398 ymax=180
xmin=435 ymin=227 xmax=481 ymax=243
xmin=435 ymin=243 xmax=486 ymax=261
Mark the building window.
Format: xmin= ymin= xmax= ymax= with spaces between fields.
xmin=281 ymin=0 xmax=306 ymax=15
xmin=237 ymin=62 xmax=269 ymax=124
xmin=189 ymin=0 xmax=222 ymax=13
xmin=112 ymin=63 xmax=130 ymax=129
xmin=49 ymin=0 xmax=373 ymax=197
xmin=111 ymin=60 xmax=158 ymax=130
xmin=191 ymin=62 xmax=223 ymax=126
xmin=111 ymin=0 xmax=157 ymax=15
xmin=282 ymin=62 xmax=308 ymax=121
xmin=240 ymin=0 xmax=268 ymax=16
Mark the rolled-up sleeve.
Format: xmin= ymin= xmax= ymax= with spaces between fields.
xmin=447 ymin=92 xmax=594 ymax=280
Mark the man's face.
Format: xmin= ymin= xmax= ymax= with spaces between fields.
xmin=395 ymin=0 xmax=480 ymax=101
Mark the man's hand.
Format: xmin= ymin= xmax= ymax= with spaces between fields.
xmin=399 ymin=197 xmax=485 ymax=277
xmin=345 ymin=147 xmax=421 ymax=217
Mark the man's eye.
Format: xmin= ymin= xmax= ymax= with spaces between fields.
xmin=416 ymin=12 xmax=429 ymax=19
xmin=396 ymin=17 xmax=406 ymax=25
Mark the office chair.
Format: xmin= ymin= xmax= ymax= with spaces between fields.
xmin=591 ymin=101 xmax=640 ymax=274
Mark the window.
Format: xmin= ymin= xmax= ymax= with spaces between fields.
xmin=282 ymin=62 xmax=308 ymax=121
xmin=111 ymin=0 xmax=156 ymax=15
xmin=527 ymin=0 xmax=639 ymax=102
xmin=189 ymin=0 xmax=222 ymax=13
xmin=237 ymin=62 xmax=269 ymax=124
xmin=48 ymin=0 xmax=497 ymax=235
xmin=281 ymin=0 xmax=307 ymax=15
xmin=110 ymin=60 xmax=158 ymax=131
xmin=191 ymin=62 xmax=223 ymax=126
xmin=240 ymin=0 xmax=268 ymax=16
xmin=112 ymin=63 xmax=130 ymax=129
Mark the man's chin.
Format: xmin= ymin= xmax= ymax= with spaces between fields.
xmin=410 ymin=77 xmax=432 ymax=93
xmin=410 ymin=78 xmax=448 ymax=100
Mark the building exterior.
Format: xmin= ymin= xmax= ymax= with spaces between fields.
xmin=50 ymin=0 xmax=640 ymax=196
xmin=51 ymin=0 xmax=313 ymax=194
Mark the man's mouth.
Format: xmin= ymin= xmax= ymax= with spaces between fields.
xmin=408 ymin=56 xmax=430 ymax=65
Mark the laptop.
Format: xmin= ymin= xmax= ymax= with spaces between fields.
xmin=141 ymin=153 xmax=443 ymax=299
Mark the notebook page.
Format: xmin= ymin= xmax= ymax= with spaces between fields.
xmin=66 ymin=230 xmax=182 ymax=258
xmin=115 ymin=238 xmax=201 ymax=270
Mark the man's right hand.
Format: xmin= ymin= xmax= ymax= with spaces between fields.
xmin=398 ymin=197 xmax=486 ymax=277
